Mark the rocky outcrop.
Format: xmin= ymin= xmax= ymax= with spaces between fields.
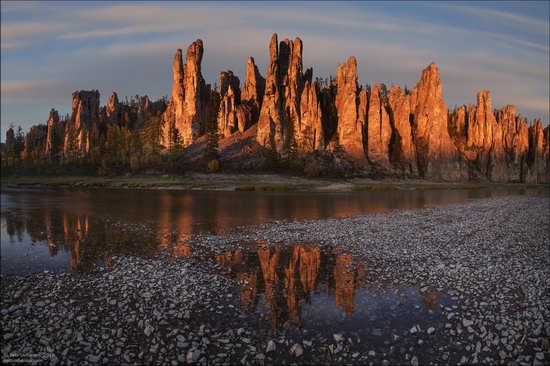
xmin=335 ymin=57 xmax=365 ymax=161
xmin=235 ymin=104 xmax=254 ymax=133
xmin=281 ymin=37 xmax=304 ymax=152
xmin=217 ymin=71 xmax=241 ymax=137
xmin=410 ymin=63 xmax=466 ymax=180
xmin=388 ymin=86 xmax=417 ymax=175
xmin=162 ymin=40 xmax=208 ymax=148
xmin=526 ymin=120 xmax=549 ymax=183
xmin=241 ymin=57 xmax=265 ymax=124
xmin=16 ymin=34 xmax=550 ymax=182
xmin=298 ymin=80 xmax=324 ymax=152
xmin=257 ymin=34 xmax=284 ymax=150
xmin=100 ymin=93 xmax=165 ymax=130
xmin=24 ymin=125 xmax=47 ymax=161
xmin=367 ymin=83 xmax=392 ymax=169
xmin=257 ymin=34 xmax=324 ymax=154
xmin=494 ymin=105 xmax=530 ymax=182
xmin=45 ymin=109 xmax=60 ymax=157
xmin=135 ymin=95 xmax=166 ymax=129
xmin=468 ymin=91 xmax=495 ymax=153
xmin=101 ymin=92 xmax=121 ymax=126
xmin=64 ymin=90 xmax=100 ymax=156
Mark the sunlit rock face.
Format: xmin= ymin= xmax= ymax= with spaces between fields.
xmin=241 ymin=57 xmax=265 ymax=126
xmin=257 ymin=34 xmax=324 ymax=154
xmin=299 ymin=79 xmax=324 ymax=152
xmin=491 ymin=105 xmax=530 ymax=182
xmin=162 ymin=40 xmax=208 ymax=148
xmin=217 ymin=71 xmax=241 ymax=137
xmin=335 ymin=56 xmax=366 ymax=162
xmin=367 ymin=83 xmax=392 ymax=170
xmin=45 ymin=108 xmax=60 ymax=157
xmin=410 ymin=63 xmax=467 ymax=181
xmin=526 ymin=120 xmax=550 ymax=183
xmin=100 ymin=92 xmax=121 ymax=126
xmin=388 ymin=85 xmax=417 ymax=175
xmin=64 ymin=90 xmax=100 ymax=156
xmin=445 ymin=89 xmax=547 ymax=183
xmin=27 ymin=33 xmax=549 ymax=181
xmin=257 ymin=34 xmax=284 ymax=151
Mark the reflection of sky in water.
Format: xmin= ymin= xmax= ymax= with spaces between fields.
xmin=0 ymin=187 xmax=543 ymax=279
xmin=212 ymin=244 xmax=454 ymax=337
xmin=1 ymin=217 xmax=71 ymax=277
xmin=301 ymin=288 xmax=453 ymax=334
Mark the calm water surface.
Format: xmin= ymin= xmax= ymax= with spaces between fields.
xmin=1 ymin=186 xmax=543 ymax=276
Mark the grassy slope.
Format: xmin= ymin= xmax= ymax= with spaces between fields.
xmin=2 ymin=172 xmax=546 ymax=191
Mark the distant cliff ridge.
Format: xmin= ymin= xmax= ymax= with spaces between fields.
xmin=3 ymin=34 xmax=549 ymax=182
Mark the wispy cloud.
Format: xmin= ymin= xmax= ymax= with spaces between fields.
xmin=442 ymin=3 xmax=549 ymax=36
xmin=1 ymin=21 xmax=66 ymax=40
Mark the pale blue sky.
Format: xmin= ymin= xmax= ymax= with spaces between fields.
xmin=1 ymin=1 xmax=549 ymax=140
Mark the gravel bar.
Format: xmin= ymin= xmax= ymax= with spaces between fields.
xmin=2 ymin=195 xmax=549 ymax=365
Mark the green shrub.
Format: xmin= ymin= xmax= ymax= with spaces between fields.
xmin=207 ymin=159 xmax=220 ymax=173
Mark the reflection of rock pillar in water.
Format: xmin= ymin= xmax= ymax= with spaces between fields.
xmin=356 ymin=265 xmax=367 ymax=288
xmin=258 ymin=247 xmax=280 ymax=329
xmin=4 ymin=213 xmax=15 ymax=238
xmin=333 ymin=254 xmax=355 ymax=315
xmin=44 ymin=210 xmax=57 ymax=257
xmin=104 ymin=255 xmax=113 ymax=270
xmin=156 ymin=193 xmax=173 ymax=251
xmin=69 ymin=217 xmax=82 ymax=272
xmin=173 ymin=242 xmax=192 ymax=257
xmin=422 ymin=290 xmax=440 ymax=311
xmin=284 ymin=246 xmax=301 ymax=326
xmin=298 ymin=246 xmax=321 ymax=294
xmin=238 ymin=272 xmax=258 ymax=312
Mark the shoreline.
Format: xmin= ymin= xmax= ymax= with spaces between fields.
xmin=2 ymin=195 xmax=549 ymax=365
xmin=2 ymin=173 xmax=548 ymax=192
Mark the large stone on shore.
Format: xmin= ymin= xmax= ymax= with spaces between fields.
xmin=367 ymin=83 xmax=391 ymax=169
xmin=336 ymin=56 xmax=365 ymax=161
xmin=409 ymin=63 xmax=465 ymax=180
xmin=388 ymin=85 xmax=417 ymax=175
